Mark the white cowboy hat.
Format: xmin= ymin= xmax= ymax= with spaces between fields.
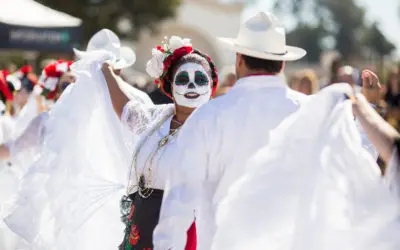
xmin=218 ymin=12 xmax=306 ymax=61
xmin=73 ymin=29 xmax=136 ymax=69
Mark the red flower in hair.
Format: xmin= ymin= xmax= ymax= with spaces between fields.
xmin=156 ymin=46 xmax=165 ymax=53
xmin=1 ymin=70 xmax=10 ymax=78
xmin=173 ymin=46 xmax=193 ymax=57
xmin=39 ymin=60 xmax=73 ymax=99
xmin=0 ymin=73 xmax=13 ymax=101
xmin=20 ymin=65 xmax=33 ymax=75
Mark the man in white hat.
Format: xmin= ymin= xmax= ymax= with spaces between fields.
xmin=153 ymin=12 xmax=309 ymax=250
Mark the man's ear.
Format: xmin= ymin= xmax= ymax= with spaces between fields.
xmin=236 ymin=53 xmax=242 ymax=68
xmin=280 ymin=62 xmax=285 ymax=73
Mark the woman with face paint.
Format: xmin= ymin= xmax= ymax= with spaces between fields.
xmin=101 ymin=36 xmax=218 ymax=250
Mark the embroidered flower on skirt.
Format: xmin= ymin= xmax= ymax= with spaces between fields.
xmin=128 ymin=224 xmax=140 ymax=246
xmin=120 ymin=201 xmax=140 ymax=250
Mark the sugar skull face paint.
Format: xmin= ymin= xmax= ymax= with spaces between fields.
xmin=172 ymin=62 xmax=212 ymax=108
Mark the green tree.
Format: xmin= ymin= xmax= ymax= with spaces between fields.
xmin=362 ymin=22 xmax=396 ymax=59
xmin=36 ymin=0 xmax=182 ymax=41
xmin=286 ymin=23 xmax=326 ymax=62
xmin=273 ymin=0 xmax=395 ymax=61
xmin=316 ymin=0 xmax=366 ymax=60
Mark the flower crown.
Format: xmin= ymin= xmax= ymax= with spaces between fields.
xmin=37 ymin=60 xmax=73 ymax=99
xmin=146 ymin=36 xmax=193 ymax=84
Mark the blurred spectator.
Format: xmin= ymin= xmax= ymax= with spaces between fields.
xmin=337 ymin=66 xmax=359 ymax=86
xmin=288 ymin=73 xmax=301 ymax=91
xmin=7 ymin=63 xmax=17 ymax=74
xmin=329 ymin=55 xmax=343 ymax=85
xmin=215 ymin=66 xmax=236 ymax=97
xmin=385 ymin=67 xmax=400 ymax=109
xmin=385 ymin=67 xmax=400 ymax=131
xmin=361 ymin=75 xmax=388 ymax=119
xmin=13 ymin=65 xmax=37 ymax=113
xmin=297 ymin=69 xmax=319 ymax=95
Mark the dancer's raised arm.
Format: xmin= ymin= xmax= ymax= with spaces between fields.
xmin=353 ymin=70 xmax=399 ymax=163
xmin=101 ymin=62 xmax=130 ymax=119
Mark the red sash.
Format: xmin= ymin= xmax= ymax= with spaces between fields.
xmin=185 ymin=221 xmax=197 ymax=250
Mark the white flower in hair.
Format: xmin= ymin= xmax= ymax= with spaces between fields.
xmin=146 ymin=51 xmax=164 ymax=78
xmin=169 ymin=36 xmax=192 ymax=51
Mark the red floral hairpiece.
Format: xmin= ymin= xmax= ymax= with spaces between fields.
xmin=38 ymin=60 xmax=73 ymax=99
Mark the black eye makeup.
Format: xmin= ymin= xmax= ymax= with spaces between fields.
xmin=194 ymin=71 xmax=209 ymax=86
xmin=175 ymin=71 xmax=190 ymax=85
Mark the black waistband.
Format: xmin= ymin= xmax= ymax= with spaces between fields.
xmin=128 ymin=188 xmax=164 ymax=200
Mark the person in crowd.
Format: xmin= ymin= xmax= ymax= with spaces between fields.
xmin=153 ymin=12 xmax=378 ymax=250
xmin=329 ymin=55 xmax=343 ymax=84
xmin=214 ymin=66 xmax=236 ymax=97
xmin=353 ymin=71 xmax=399 ymax=164
xmin=101 ymin=35 xmax=218 ymax=250
xmin=297 ymin=69 xmax=319 ymax=95
xmin=4 ymin=30 xmax=218 ymax=250
xmin=73 ymin=29 xmax=151 ymax=105
xmin=337 ymin=65 xmax=360 ymax=88
xmin=352 ymin=70 xmax=400 ymax=204
xmin=385 ymin=67 xmax=400 ymax=109
xmin=0 ymin=60 xmax=74 ymax=163
xmin=10 ymin=65 xmax=39 ymax=132
xmin=385 ymin=67 xmax=400 ymax=131
xmin=212 ymin=74 xmax=400 ymax=250
xmin=288 ymin=72 xmax=301 ymax=91
xmin=361 ymin=71 xmax=388 ymax=119
xmin=153 ymin=12 xmax=309 ymax=250
xmin=0 ymin=70 xmax=26 ymax=250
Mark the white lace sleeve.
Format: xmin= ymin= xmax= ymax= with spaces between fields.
xmin=121 ymin=100 xmax=173 ymax=136
xmin=5 ymin=112 xmax=48 ymax=158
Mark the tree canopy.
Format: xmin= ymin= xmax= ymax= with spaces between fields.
xmin=274 ymin=0 xmax=396 ymax=62
xmin=36 ymin=0 xmax=182 ymax=42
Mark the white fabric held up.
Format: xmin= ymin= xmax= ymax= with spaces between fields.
xmin=212 ymin=84 xmax=400 ymax=250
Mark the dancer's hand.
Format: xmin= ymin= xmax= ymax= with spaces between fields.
xmin=101 ymin=62 xmax=121 ymax=76
xmin=101 ymin=61 xmax=112 ymax=73
xmin=361 ymin=69 xmax=381 ymax=89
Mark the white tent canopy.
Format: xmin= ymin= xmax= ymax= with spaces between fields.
xmin=0 ymin=0 xmax=82 ymax=52
xmin=0 ymin=0 xmax=81 ymax=27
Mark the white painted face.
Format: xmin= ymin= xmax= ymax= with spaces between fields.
xmin=172 ymin=62 xmax=212 ymax=108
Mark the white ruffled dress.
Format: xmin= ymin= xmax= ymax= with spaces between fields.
xmin=3 ymin=51 xmax=174 ymax=250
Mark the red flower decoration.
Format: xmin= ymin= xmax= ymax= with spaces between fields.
xmin=128 ymin=224 xmax=140 ymax=246
xmin=1 ymin=70 xmax=10 ymax=78
xmin=154 ymin=79 xmax=160 ymax=85
xmin=20 ymin=65 xmax=33 ymax=75
xmin=156 ymin=46 xmax=165 ymax=53
xmin=173 ymin=46 xmax=193 ymax=60
xmin=163 ymin=56 xmax=173 ymax=68
xmin=0 ymin=73 xmax=13 ymax=101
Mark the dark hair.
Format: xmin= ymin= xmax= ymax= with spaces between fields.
xmin=0 ymin=92 xmax=6 ymax=104
xmin=161 ymin=49 xmax=218 ymax=98
xmin=241 ymin=54 xmax=283 ymax=73
xmin=20 ymin=77 xmax=34 ymax=93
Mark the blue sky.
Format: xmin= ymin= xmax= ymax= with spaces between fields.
xmin=241 ymin=0 xmax=400 ymax=57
